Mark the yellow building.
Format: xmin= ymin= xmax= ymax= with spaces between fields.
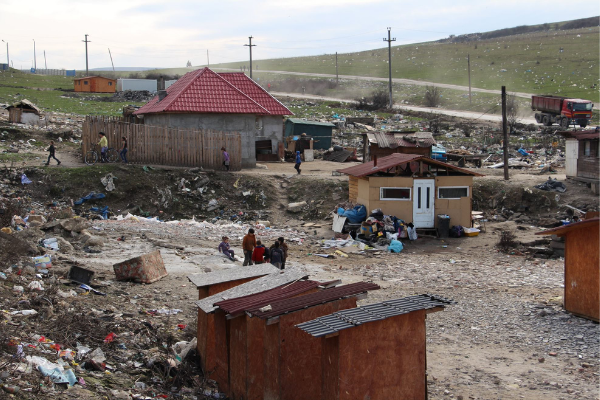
xmin=338 ymin=153 xmax=483 ymax=229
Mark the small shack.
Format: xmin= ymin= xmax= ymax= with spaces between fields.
xmin=187 ymin=265 xmax=279 ymax=373
xmin=6 ymin=99 xmax=42 ymax=125
xmin=535 ymin=218 xmax=599 ymax=322
xmin=364 ymin=131 xmax=436 ymax=161
xmin=117 ymin=78 xmax=157 ymax=92
xmin=338 ymin=153 xmax=483 ymax=229
xmin=560 ymin=129 xmax=599 ymax=194
xmin=297 ymin=294 xmax=453 ymax=400
xmin=284 ymin=118 xmax=335 ymax=150
xmin=74 ymin=76 xmax=117 ymax=93
xmin=195 ymin=268 xmax=308 ymax=385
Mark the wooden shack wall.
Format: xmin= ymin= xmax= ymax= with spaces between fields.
xmin=261 ymin=298 xmax=357 ymax=400
xmin=564 ymin=224 xmax=599 ymax=321
xmin=348 ymin=176 xmax=359 ymax=203
xmin=576 ymin=139 xmax=599 ymax=180
xmin=335 ymin=310 xmax=427 ymax=400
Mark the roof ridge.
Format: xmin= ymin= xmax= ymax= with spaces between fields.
xmin=210 ymin=70 xmax=271 ymax=115
xmin=156 ymin=68 xmax=208 ymax=111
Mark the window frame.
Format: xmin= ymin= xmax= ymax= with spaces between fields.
xmin=437 ymin=186 xmax=469 ymax=200
xmin=379 ymin=187 xmax=411 ymax=201
xmin=84 ymin=80 xmax=88 ymax=85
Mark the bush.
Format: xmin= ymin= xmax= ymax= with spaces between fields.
xmin=423 ymin=86 xmax=442 ymax=107
xmin=497 ymin=229 xmax=517 ymax=252
xmin=354 ymin=89 xmax=390 ymax=111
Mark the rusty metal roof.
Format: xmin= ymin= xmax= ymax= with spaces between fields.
xmin=248 ymin=282 xmax=380 ymax=319
xmin=337 ymin=153 xmax=484 ymax=177
xmin=214 ymin=280 xmax=322 ymax=316
xmin=297 ymin=294 xmax=454 ymax=337
xmin=368 ymin=132 xmax=436 ymax=149
xmin=196 ymin=268 xmax=309 ymax=313
xmin=558 ymin=130 xmax=599 ymax=141
xmin=535 ymin=218 xmax=599 ymax=237
xmin=187 ymin=265 xmax=278 ymax=288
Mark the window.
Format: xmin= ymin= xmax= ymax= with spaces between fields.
xmin=380 ymin=187 xmax=411 ymax=201
xmin=584 ymin=141 xmax=591 ymax=156
xmin=108 ymin=82 xmax=113 ymax=86
xmin=438 ymin=186 xmax=469 ymax=199
xmin=84 ymin=81 xmax=88 ymax=85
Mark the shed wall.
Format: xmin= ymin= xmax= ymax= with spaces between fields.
xmin=564 ymin=224 xmax=599 ymax=321
xmin=576 ymin=139 xmax=600 ymax=180
xmin=336 ymin=310 xmax=427 ymax=400
xmin=74 ymin=77 xmax=116 ymax=93
xmin=285 ymin=121 xmax=333 ymax=150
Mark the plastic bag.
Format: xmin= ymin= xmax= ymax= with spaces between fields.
xmin=387 ymin=240 xmax=404 ymax=253
xmin=407 ymin=227 xmax=418 ymax=241
xmin=386 ymin=232 xmax=399 ymax=241
xmin=337 ymin=205 xmax=367 ymax=224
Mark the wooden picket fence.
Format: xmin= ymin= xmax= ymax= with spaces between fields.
xmin=82 ymin=116 xmax=242 ymax=170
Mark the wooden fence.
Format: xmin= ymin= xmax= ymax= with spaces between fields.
xmin=82 ymin=116 xmax=242 ymax=170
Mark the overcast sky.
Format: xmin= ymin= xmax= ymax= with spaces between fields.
xmin=0 ymin=0 xmax=597 ymax=70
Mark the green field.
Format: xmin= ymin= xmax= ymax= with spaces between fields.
xmin=208 ymin=27 xmax=599 ymax=102
xmin=0 ymin=72 xmax=145 ymax=116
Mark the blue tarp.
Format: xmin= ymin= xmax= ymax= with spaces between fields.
xmin=74 ymin=192 xmax=105 ymax=205
xmin=337 ymin=205 xmax=367 ymax=224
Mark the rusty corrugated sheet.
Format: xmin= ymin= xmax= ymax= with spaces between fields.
xmin=371 ymin=132 xmax=436 ymax=149
xmin=214 ymin=280 xmax=321 ymax=316
xmin=187 ymin=265 xmax=278 ymax=288
xmin=248 ymin=282 xmax=380 ymax=319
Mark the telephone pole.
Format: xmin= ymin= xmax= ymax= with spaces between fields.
xmin=32 ymin=39 xmax=36 ymax=70
xmin=335 ymin=52 xmax=339 ymax=84
xmin=501 ymin=86 xmax=509 ymax=180
xmin=383 ymin=28 xmax=396 ymax=108
xmin=244 ymin=36 xmax=256 ymax=79
xmin=44 ymin=50 xmax=47 ymax=69
xmin=1 ymin=40 xmax=8 ymax=66
xmin=82 ymin=34 xmax=90 ymax=75
xmin=207 ymin=49 xmax=209 ymax=67
xmin=467 ymin=54 xmax=472 ymax=105
xmin=108 ymin=48 xmax=115 ymax=71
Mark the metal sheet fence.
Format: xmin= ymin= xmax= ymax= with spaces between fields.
xmin=82 ymin=116 xmax=242 ymax=170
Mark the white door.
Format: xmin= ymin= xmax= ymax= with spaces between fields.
xmin=565 ymin=139 xmax=578 ymax=177
xmin=413 ymin=179 xmax=435 ymax=228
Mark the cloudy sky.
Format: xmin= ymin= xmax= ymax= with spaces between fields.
xmin=0 ymin=0 xmax=596 ymax=70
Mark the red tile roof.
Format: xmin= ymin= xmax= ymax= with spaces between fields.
xmin=337 ymin=153 xmax=484 ymax=177
xmin=214 ymin=280 xmax=322 ymax=317
xmin=134 ymin=68 xmax=292 ymax=116
xmin=219 ymin=72 xmax=292 ymax=116
xmin=248 ymin=282 xmax=380 ymax=319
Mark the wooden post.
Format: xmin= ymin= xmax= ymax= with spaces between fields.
xmin=467 ymin=54 xmax=472 ymax=105
xmin=502 ymin=86 xmax=509 ymax=180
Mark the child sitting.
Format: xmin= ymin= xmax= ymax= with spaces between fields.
xmin=218 ymin=236 xmax=235 ymax=261
xmin=252 ymin=240 xmax=269 ymax=264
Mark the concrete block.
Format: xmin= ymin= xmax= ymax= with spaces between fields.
xmin=287 ymin=201 xmax=307 ymax=213
xmin=113 ymin=250 xmax=168 ymax=284
xmin=60 ymin=218 xmax=89 ymax=233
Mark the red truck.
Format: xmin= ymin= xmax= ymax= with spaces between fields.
xmin=532 ymin=95 xmax=593 ymax=128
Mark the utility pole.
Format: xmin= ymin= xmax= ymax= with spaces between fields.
xmin=33 ymin=39 xmax=36 ymax=70
xmin=501 ymin=86 xmax=509 ymax=180
xmin=467 ymin=54 xmax=472 ymax=105
xmin=44 ymin=50 xmax=47 ymax=69
xmin=335 ymin=52 xmax=339 ymax=84
xmin=207 ymin=50 xmax=209 ymax=67
xmin=383 ymin=28 xmax=396 ymax=109
xmin=1 ymin=40 xmax=8 ymax=66
xmin=82 ymin=34 xmax=90 ymax=75
xmin=244 ymin=36 xmax=256 ymax=79
xmin=108 ymin=48 xmax=115 ymax=71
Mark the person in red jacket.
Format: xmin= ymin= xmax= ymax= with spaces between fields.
xmin=252 ymin=240 xmax=269 ymax=264
xmin=242 ymin=228 xmax=256 ymax=266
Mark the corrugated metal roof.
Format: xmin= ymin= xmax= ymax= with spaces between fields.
xmin=535 ymin=217 xmax=599 ymax=237
xmin=214 ymin=280 xmax=322 ymax=316
xmin=559 ymin=130 xmax=599 ymax=140
xmin=286 ymin=118 xmax=336 ymax=127
xmin=297 ymin=294 xmax=454 ymax=337
xmin=248 ymin=282 xmax=380 ymax=319
xmin=134 ymin=68 xmax=291 ymax=116
xmin=196 ymin=268 xmax=309 ymax=313
xmin=370 ymin=132 xmax=436 ymax=149
xmin=336 ymin=153 xmax=484 ymax=177
xmin=187 ymin=265 xmax=279 ymax=288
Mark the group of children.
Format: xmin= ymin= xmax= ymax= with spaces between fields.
xmin=219 ymin=229 xmax=288 ymax=270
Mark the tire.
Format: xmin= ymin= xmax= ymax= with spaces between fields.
xmin=106 ymin=148 xmax=119 ymax=163
xmin=535 ymin=113 xmax=542 ymax=124
xmin=85 ymin=150 xmax=98 ymax=166
xmin=542 ymin=115 xmax=551 ymax=126
xmin=560 ymin=117 xmax=569 ymax=129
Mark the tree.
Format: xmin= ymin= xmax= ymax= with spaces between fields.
xmin=506 ymin=94 xmax=520 ymax=133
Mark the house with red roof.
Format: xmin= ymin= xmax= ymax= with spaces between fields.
xmin=134 ymin=67 xmax=292 ymax=168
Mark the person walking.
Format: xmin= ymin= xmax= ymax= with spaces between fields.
xmin=252 ymin=240 xmax=268 ymax=264
xmin=270 ymin=241 xmax=284 ymax=269
xmin=120 ymin=136 xmax=128 ymax=163
xmin=242 ymin=228 xmax=256 ymax=266
xmin=45 ymin=140 xmax=60 ymax=166
xmin=277 ymin=237 xmax=289 ymax=269
xmin=218 ymin=236 xmax=235 ymax=261
xmin=294 ymin=151 xmax=301 ymax=174
xmin=98 ymin=132 xmax=108 ymax=163
xmin=221 ymin=147 xmax=230 ymax=171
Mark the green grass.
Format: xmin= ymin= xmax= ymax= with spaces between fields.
xmin=209 ymin=27 xmax=599 ymax=102
xmin=0 ymin=71 xmax=145 ymax=116
xmin=0 ymin=152 xmax=40 ymax=163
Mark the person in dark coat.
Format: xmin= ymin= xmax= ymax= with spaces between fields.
xmin=242 ymin=228 xmax=256 ymax=266
xmin=270 ymin=241 xmax=284 ymax=269
xmin=45 ymin=141 xmax=61 ymax=166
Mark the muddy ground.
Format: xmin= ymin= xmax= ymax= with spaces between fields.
xmin=0 ymin=121 xmax=598 ymax=399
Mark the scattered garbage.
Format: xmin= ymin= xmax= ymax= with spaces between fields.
xmin=67 ymin=265 xmax=95 ymax=285
xmin=74 ymin=192 xmax=106 ymax=205
xmin=42 ymin=237 xmax=59 ymax=250
xmin=21 ymin=174 xmax=32 ymax=185
xmin=535 ymin=177 xmax=567 ymax=193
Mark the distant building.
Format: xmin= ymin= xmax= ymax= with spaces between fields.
xmin=116 ymin=78 xmax=157 ymax=92
xmin=560 ymin=129 xmax=599 ymax=194
xmin=74 ymin=76 xmax=116 ymax=93
xmin=364 ymin=131 xmax=436 ymax=161
xmin=6 ymin=99 xmax=42 ymax=125
xmin=284 ymin=119 xmax=335 ymax=150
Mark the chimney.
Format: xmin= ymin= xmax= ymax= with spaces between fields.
xmin=158 ymin=90 xmax=167 ymax=101
xmin=373 ymin=155 xmax=377 ymax=167
xmin=157 ymin=76 xmax=165 ymax=91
